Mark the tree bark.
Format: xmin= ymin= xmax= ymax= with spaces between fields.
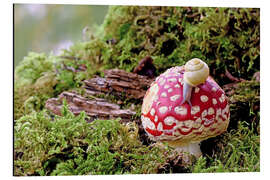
xmin=83 ymin=69 xmax=154 ymax=99
xmin=45 ymin=69 xmax=154 ymax=123
xmin=45 ymin=91 xmax=136 ymax=123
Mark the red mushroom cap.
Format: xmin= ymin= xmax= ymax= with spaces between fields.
xmin=141 ymin=66 xmax=230 ymax=146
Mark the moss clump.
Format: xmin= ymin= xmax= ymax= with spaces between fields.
xmin=14 ymin=52 xmax=58 ymax=120
xmin=94 ymin=6 xmax=259 ymax=84
xmin=14 ymin=73 xmax=57 ymax=120
xmin=14 ymin=51 xmax=91 ymax=120
xmin=14 ymin=104 xmax=173 ymax=175
xmin=229 ymin=80 xmax=260 ymax=132
xmin=192 ymin=121 xmax=259 ymax=172
xmin=15 ymin=52 xmax=55 ymax=85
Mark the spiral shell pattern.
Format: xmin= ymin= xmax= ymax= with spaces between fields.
xmin=184 ymin=58 xmax=209 ymax=86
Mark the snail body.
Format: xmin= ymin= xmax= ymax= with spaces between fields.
xmin=181 ymin=58 xmax=209 ymax=106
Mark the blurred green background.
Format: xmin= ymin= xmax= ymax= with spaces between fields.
xmin=14 ymin=4 xmax=108 ymax=66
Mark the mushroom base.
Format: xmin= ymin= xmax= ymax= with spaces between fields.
xmin=167 ymin=141 xmax=202 ymax=158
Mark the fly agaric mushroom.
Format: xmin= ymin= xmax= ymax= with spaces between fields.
xmin=141 ymin=58 xmax=230 ymax=158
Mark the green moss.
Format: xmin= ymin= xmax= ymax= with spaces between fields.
xmin=91 ymin=6 xmax=259 ymax=83
xmin=192 ymin=121 xmax=259 ymax=172
xmin=229 ymin=80 xmax=260 ymax=132
xmin=14 ymin=52 xmax=58 ymax=119
xmin=14 ymin=105 xmax=171 ymax=175
xmin=15 ymin=52 xmax=54 ymax=85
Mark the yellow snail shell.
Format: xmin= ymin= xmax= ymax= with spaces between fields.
xmin=184 ymin=58 xmax=209 ymax=87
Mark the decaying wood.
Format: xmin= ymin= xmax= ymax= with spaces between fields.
xmin=46 ymin=69 xmax=155 ymax=123
xmin=83 ymin=69 xmax=154 ymax=99
xmin=45 ymin=91 xmax=136 ymax=123
xmin=133 ymin=56 xmax=156 ymax=78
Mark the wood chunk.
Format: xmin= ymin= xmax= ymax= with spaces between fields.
xmin=46 ymin=69 xmax=155 ymax=123
xmin=45 ymin=91 xmax=136 ymax=122
xmin=133 ymin=56 xmax=156 ymax=78
xmin=83 ymin=69 xmax=154 ymax=99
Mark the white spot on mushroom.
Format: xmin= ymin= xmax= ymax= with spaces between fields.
xmin=153 ymin=95 xmax=159 ymax=102
xmin=159 ymin=106 xmax=168 ymax=114
xmin=195 ymin=87 xmax=200 ymax=93
xmin=202 ymin=109 xmax=208 ymax=117
xmin=174 ymin=121 xmax=183 ymax=128
xmin=180 ymin=125 xmax=191 ymax=133
xmin=164 ymin=85 xmax=170 ymax=89
xmin=193 ymin=118 xmax=202 ymax=128
xmin=154 ymin=115 xmax=158 ymax=122
xmin=178 ymin=78 xmax=183 ymax=83
xmin=150 ymin=108 xmax=155 ymax=116
xmin=200 ymin=95 xmax=209 ymax=102
xmin=216 ymin=108 xmax=222 ymax=123
xmin=157 ymin=122 xmax=163 ymax=131
xmin=142 ymin=116 xmax=155 ymax=130
xmin=212 ymin=87 xmax=217 ymax=92
xmin=164 ymin=116 xmax=176 ymax=126
xmin=168 ymin=88 xmax=173 ymax=93
xmin=222 ymin=104 xmax=229 ymax=119
xmin=204 ymin=118 xmax=214 ymax=126
xmin=173 ymin=130 xmax=180 ymax=136
xmin=142 ymin=83 xmax=159 ymax=114
xmin=174 ymin=106 xmax=187 ymax=115
xmin=196 ymin=125 xmax=204 ymax=133
xmin=219 ymin=94 xmax=226 ymax=103
xmin=191 ymin=106 xmax=200 ymax=115
xmin=212 ymin=98 xmax=217 ymax=105
xmin=163 ymin=129 xmax=175 ymax=135
xmin=174 ymin=84 xmax=180 ymax=88
xmin=208 ymin=107 xmax=215 ymax=115
xmin=161 ymin=92 xmax=167 ymax=97
xmin=170 ymin=95 xmax=180 ymax=102
xmin=184 ymin=120 xmax=194 ymax=128
xmin=168 ymin=78 xmax=177 ymax=82
xmin=159 ymin=78 xmax=166 ymax=86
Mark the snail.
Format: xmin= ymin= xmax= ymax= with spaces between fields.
xmin=180 ymin=58 xmax=209 ymax=107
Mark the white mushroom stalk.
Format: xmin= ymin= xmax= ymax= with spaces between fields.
xmin=168 ymin=141 xmax=202 ymax=158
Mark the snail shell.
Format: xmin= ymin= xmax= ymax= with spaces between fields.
xmin=184 ymin=58 xmax=209 ymax=87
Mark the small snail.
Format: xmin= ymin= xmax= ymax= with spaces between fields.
xmin=180 ymin=58 xmax=209 ymax=106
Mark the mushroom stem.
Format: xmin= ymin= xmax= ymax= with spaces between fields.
xmin=174 ymin=142 xmax=202 ymax=158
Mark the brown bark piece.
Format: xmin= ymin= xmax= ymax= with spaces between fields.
xmin=46 ymin=69 xmax=155 ymax=123
xmin=83 ymin=69 xmax=154 ymax=99
xmin=133 ymin=56 xmax=156 ymax=78
xmin=45 ymin=91 xmax=136 ymax=123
